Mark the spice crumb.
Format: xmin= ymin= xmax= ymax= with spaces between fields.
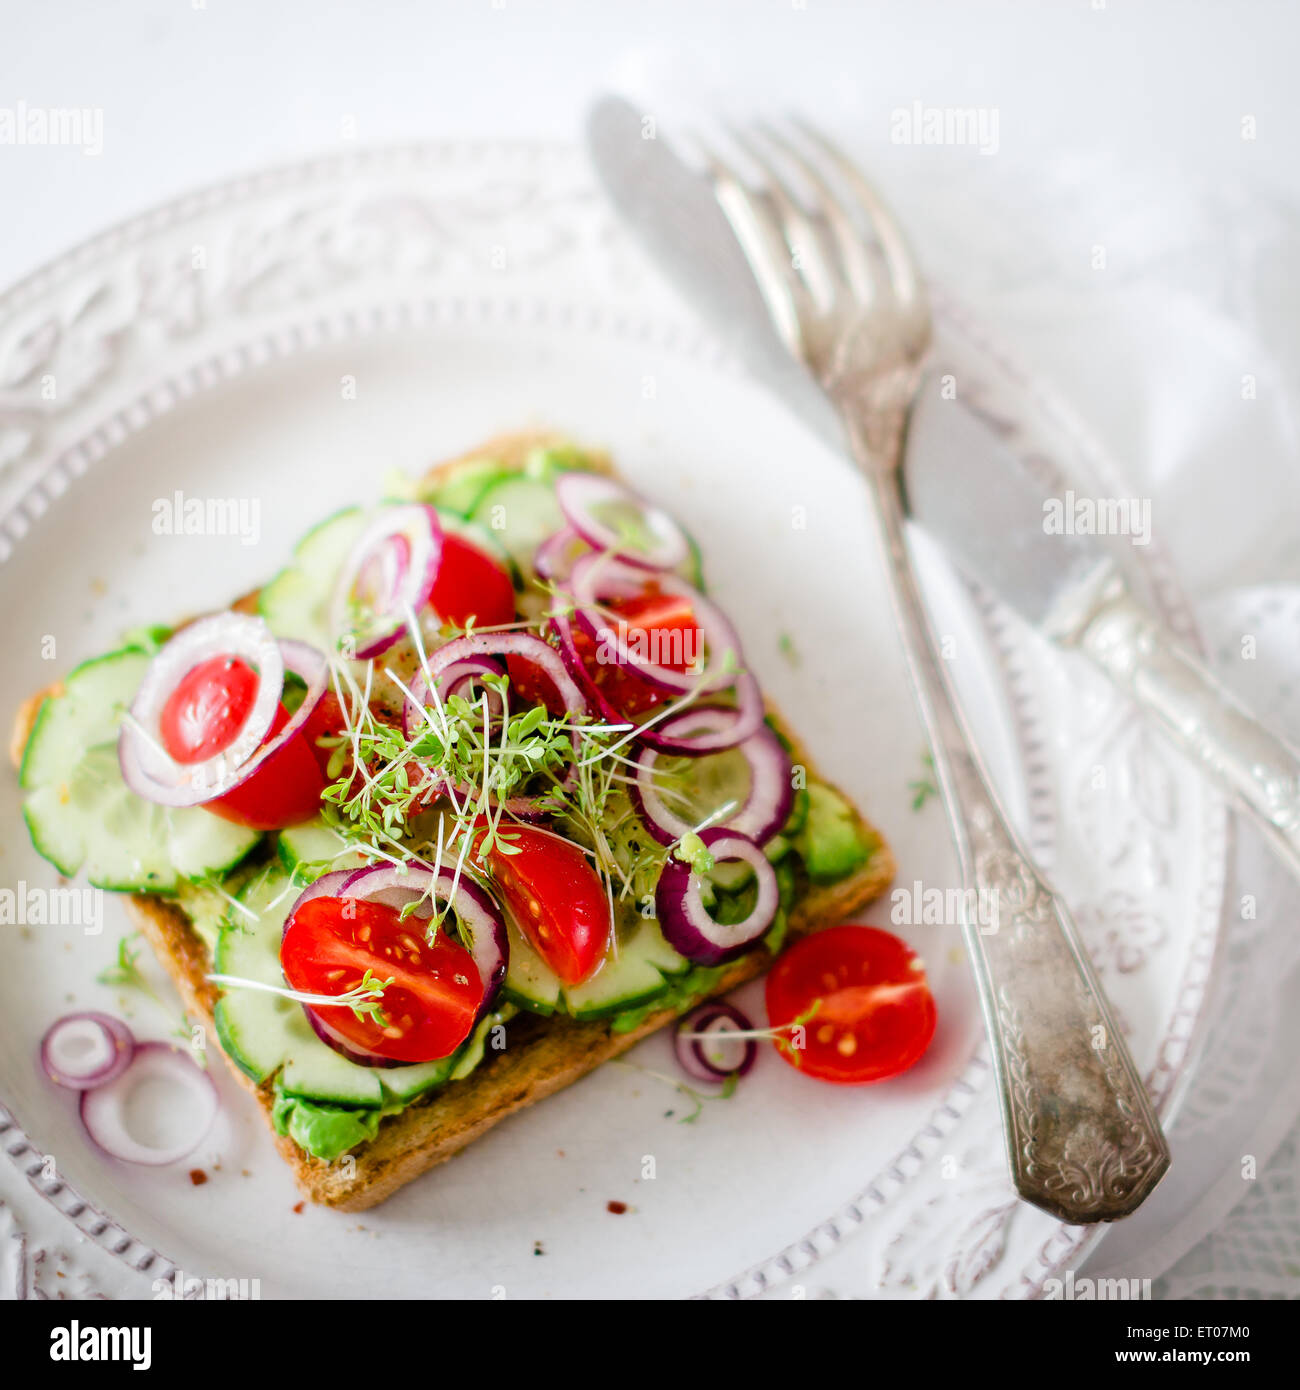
xmin=606 ymin=1200 xmax=628 ymax=1215
xmin=292 ymin=1201 xmax=305 ymax=1214
xmin=188 ymin=1169 xmax=207 ymax=1187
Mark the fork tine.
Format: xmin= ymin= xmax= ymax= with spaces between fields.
xmin=725 ymin=125 xmax=840 ymax=316
xmin=754 ymin=120 xmax=880 ymax=310
xmin=790 ymin=118 xmax=930 ymax=344
xmin=691 ymin=135 xmax=806 ymax=359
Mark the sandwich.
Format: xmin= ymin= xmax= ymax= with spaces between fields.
xmin=13 ymin=433 xmax=894 ymax=1210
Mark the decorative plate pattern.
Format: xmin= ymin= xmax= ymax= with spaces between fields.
xmin=0 ymin=143 xmax=1225 ymax=1300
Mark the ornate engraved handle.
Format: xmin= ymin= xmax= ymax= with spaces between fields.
xmin=843 ymin=410 xmax=1170 ymax=1224
xmin=1071 ymin=573 xmax=1300 ymax=880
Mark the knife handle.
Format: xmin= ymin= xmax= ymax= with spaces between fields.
xmin=845 ymin=412 xmax=1170 ymax=1224
xmin=1075 ymin=574 xmax=1300 ymax=879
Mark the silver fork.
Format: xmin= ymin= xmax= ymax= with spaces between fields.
xmin=697 ymin=120 xmax=1169 ymax=1224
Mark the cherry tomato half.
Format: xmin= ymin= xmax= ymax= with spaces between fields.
xmin=281 ymin=896 xmax=485 ymax=1062
xmin=765 ymin=925 xmax=937 ymax=1085
xmin=159 ymin=652 xmax=328 ymax=831
xmin=574 ymin=586 xmax=703 ymax=718
xmin=160 ymin=655 xmax=260 ymax=764
xmin=429 ymin=532 xmax=516 ymax=631
xmin=475 ymin=822 xmax=610 ymax=985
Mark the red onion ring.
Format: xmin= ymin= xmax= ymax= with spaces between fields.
xmin=631 ymin=710 xmax=793 ymax=844
xmin=568 ymin=553 xmax=742 ymax=695
xmin=554 ymin=472 xmax=689 ymax=571
xmin=286 ymin=861 xmax=509 ymax=1068
xmin=533 ymin=525 xmax=591 ymax=583
xmin=654 ymin=828 xmax=779 ymax=965
xmin=673 ymin=1001 xmax=758 ymax=1082
xmin=331 ymin=504 xmax=442 ymax=659
xmin=79 ymin=1041 xmax=218 ymax=1166
xmin=548 ymin=596 xmax=764 ymax=754
xmin=118 ymin=613 xmax=283 ymax=805
xmin=402 ymin=655 xmax=505 ymax=738
xmin=40 ymin=1012 xmax=134 ymax=1091
xmin=120 ymin=632 xmax=329 ymax=809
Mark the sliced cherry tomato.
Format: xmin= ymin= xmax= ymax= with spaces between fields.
xmin=429 ymin=532 xmax=516 ymax=630
xmin=203 ymin=702 xmax=328 ymax=831
xmin=158 ymin=650 xmax=329 ymax=830
xmin=160 ymin=655 xmax=261 ymax=764
xmin=475 ymin=822 xmax=610 ymax=985
xmin=766 ymin=925 xmax=936 ymax=1085
xmin=571 ymin=585 xmax=703 ymax=718
xmin=282 ymin=895 xmax=484 ymax=1062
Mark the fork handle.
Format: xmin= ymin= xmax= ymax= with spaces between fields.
xmin=847 ymin=412 xmax=1170 ymax=1224
xmin=1071 ymin=572 xmax=1300 ymax=880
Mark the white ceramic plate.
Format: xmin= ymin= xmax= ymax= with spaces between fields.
xmin=0 ymin=145 xmax=1225 ymax=1300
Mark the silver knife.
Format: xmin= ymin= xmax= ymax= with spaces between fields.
xmin=587 ymin=95 xmax=1300 ymax=881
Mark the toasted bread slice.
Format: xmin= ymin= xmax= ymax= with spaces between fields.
xmin=11 ymin=435 xmax=895 ymax=1211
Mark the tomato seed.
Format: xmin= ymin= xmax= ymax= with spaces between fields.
xmin=836 ymin=1033 xmax=857 ymax=1056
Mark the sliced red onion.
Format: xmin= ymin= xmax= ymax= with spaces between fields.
xmin=635 ymin=673 xmax=766 ymax=755
xmin=533 ymin=525 xmax=591 ymax=583
xmin=549 ymin=594 xmax=764 ymax=753
xmin=79 ymin=1041 xmax=218 ymax=1166
xmin=631 ymin=711 xmax=793 ymax=845
xmin=120 ymin=633 xmax=329 ymax=809
xmin=555 ymin=472 xmax=689 ymax=571
xmin=568 ymin=554 xmax=742 ymax=695
xmin=280 ymin=869 xmax=359 ymax=935
xmin=40 ymin=1012 xmax=134 ymax=1091
xmin=674 ymin=1002 xmax=758 ymax=1082
xmin=118 ymin=613 xmax=283 ymax=804
xmin=304 ymin=1007 xmax=404 ymax=1069
xmin=404 ymin=633 xmax=590 ymax=818
xmin=548 ymin=602 xmax=624 ymax=724
xmin=331 ymin=504 xmax=442 ymax=659
xmin=655 ymin=828 xmax=779 ymax=965
xmin=402 ymin=655 xmax=505 ymax=738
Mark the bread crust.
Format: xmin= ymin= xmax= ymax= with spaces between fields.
xmin=13 ymin=434 xmax=895 ymax=1211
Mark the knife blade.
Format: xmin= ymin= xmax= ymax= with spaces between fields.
xmin=585 ymin=95 xmax=844 ymax=449
xmin=901 ymin=385 xmax=1119 ymax=637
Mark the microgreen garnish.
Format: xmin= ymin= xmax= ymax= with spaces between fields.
xmin=909 ymin=751 xmax=937 ymax=812
xmin=206 ymin=970 xmax=394 ymax=1026
xmin=99 ymin=933 xmax=204 ymax=1056
xmin=673 ymin=831 xmax=715 ymax=876
xmin=610 ymin=1058 xmax=738 ymax=1124
xmin=97 ymin=935 xmax=167 ymax=1010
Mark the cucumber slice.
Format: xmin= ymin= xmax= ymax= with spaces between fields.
xmin=19 ymin=650 xmax=258 ymax=892
xmin=276 ymin=818 xmax=367 ymax=881
xmin=469 ymin=475 xmax=566 ymax=578
xmin=258 ymin=507 xmax=366 ymax=649
xmin=174 ymin=863 xmax=262 ymax=953
xmin=561 ymin=917 xmax=689 ymax=1020
xmin=502 ymin=914 xmax=561 ymax=1015
xmin=212 ymin=868 xmax=381 ymax=1105
xmin=794 ymin=782 xmax=878 ymax=885
xmin=424 ymin=458 xmax=509 ymax=517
